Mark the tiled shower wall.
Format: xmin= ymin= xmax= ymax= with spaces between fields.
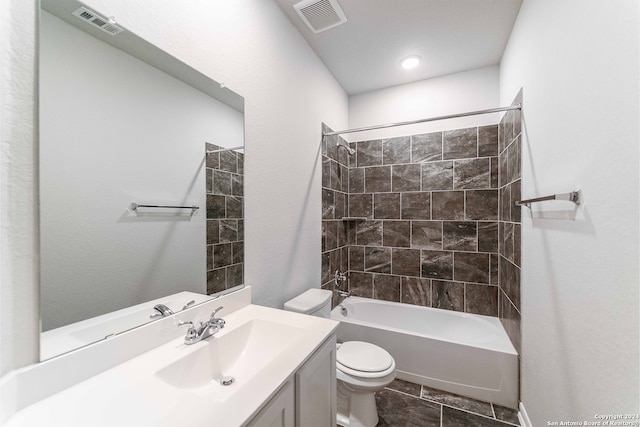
xmin=498 ymin=91 xmax=523 ymax=354
xmin=322 ymin=100 xmax=521 ymax=337
xmin=206 ymin=143 xmax=244 ymax=294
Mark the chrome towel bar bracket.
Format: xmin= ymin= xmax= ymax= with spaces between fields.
xmin=515 ymin=190 xmax=581 ymax=208
xmin=130 ymin=202 xmax=199 ymax=213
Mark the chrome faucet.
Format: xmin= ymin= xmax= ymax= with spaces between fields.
xmin=179 ymin=306 xmax=225 ymax=345
xmin=150 ymin=303 xmax=174 ymax=319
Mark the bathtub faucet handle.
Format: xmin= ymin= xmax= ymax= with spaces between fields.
xmin=334 ymin=270 xmax=347 ymax=288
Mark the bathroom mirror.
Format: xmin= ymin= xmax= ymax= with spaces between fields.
xmin=39 ymin=0 xmax=245 ymax=360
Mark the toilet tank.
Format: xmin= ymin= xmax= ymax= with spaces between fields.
xmin=283 ymin=289 xmax=332 ymax=318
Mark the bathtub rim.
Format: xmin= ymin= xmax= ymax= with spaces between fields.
xmin=330 ymin=296 xmax=518 ymax=356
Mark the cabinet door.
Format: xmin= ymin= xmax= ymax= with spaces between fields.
xmin=246 ymin=379 xmax=294 ymax=427
xmin=295 ymin=334 xmax=337 ymax=427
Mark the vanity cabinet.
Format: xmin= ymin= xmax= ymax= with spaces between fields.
xmin=246 ymin=333 xmax=337 ymax=427
xmin=246 ymin=379 xmax=295 ymax=427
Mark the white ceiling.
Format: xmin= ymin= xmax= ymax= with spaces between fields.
xmin=273 ymin=0 xmax=523 ymax=95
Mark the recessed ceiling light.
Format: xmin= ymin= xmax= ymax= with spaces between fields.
xmin=401 ymin=55 xmax=421 ymax=70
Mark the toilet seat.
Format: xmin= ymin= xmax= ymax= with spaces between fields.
xmin=336 ymin=341 xmax=395 ymax=379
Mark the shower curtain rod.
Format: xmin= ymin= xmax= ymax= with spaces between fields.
xmin=322 ymin=104 xmax=522 ymax=137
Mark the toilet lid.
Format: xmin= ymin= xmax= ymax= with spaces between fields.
xmin=336 ymin=341 xmax=393 ymax=372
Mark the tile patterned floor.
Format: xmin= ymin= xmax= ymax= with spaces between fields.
xmin=373 ymin=379 xmax=520 ymax=427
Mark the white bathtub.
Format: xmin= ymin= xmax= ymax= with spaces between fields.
xmin=330 ymin=297 xmax=518 ymax=409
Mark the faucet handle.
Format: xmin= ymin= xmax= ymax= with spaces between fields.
xmin=209 ymin=306 xmax=225 ymax=328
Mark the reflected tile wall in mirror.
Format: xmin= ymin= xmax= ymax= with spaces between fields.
xmin=206 ymin=143 xmax=244 ymax=294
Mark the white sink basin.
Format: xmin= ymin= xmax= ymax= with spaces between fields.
xmin=156 ymin=319 xmax=305 ymax=391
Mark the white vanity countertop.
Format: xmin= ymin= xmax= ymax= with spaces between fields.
xmin=5 ymin=304 xmax=338 ymax=427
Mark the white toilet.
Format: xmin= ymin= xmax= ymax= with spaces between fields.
xmin=284 ymin=289 xmax=396 ymax=427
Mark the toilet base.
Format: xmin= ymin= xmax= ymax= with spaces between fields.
xmin=336 ymin=379 xmax=380 ymax=427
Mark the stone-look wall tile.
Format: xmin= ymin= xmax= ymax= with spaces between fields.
xmin=213 ymin=170 xmax=232 ymax=195
xmin=340 ymin=246 xmax=349 ymax=274
xmin=207 ymin=194 xmax=226 ymax=219
xmin=232 ymin=242 xmax=244 ymax=264
xmin=500 ymin=185 xmax=511 ymax=222
xmin=227 ymin=196 xmax=243 ymax=219
xmin=383 ymin=137 xmax=411 ymax=165
xmin=514 ymin=223 xmax=521 ymax=267
xmin=401 ymin=192 xmax=431 ymax=219
xmin=365 ymin=246 xmax=392 ymax=273
xmin=500 ymin=256 xmax=521 ymax=311
xmin=392 ymin=248 xmax=421 ymax=277
xmin=453 ymin=252 xmax=489 ymax=283
xmin=374 ymin=193 xmax=401 ymax=219
xmin=356 ymin=220 xmax=383 ymax=246
xmin=207 ymin=245 xmax=213 ymax=271
xmin=349 ymin=246 xmax=365 ymax=272
xmin=504 ymin=222 xmax=514 ymax=262
xmin=422 ymin=161 xmax=453 ymax=191
xmin=348 ymin=193 xmax=373 ymax=219
xmin=228 ymin=265 xmax=243 ymax=287
xmin=507 ymin=136 xmax=521 ymax=184
xmin=465 ymin=283 xmax=498 ymax=316
xmin=207 ymin=269 xmax=226 ymax=294
xmin=443 ymin=128 xmax=477 ymax=160
xmin=412 ymin=132 xmax=442 ymax=162
xmin=365 ymin=166 xmax=392 ymax=193
xmin=329 ymin=160 xmax=341 ymax=191
xmin=490 ymin=254 xmax=499 ymax=285
xmin=206 ymin=169 xmax=213 ymax=194
xmin=499 ymin=289 xmax=521 ymax=355
xmin=432 ymin=280 xmax=464 ymax=311
xmin=453 ymin=158 xmax=491 ymax=189
xmin=432 ymin=191 xmax=464 ymax=220
xmin=477 ymin=222 xmax=498 ymax=253
xmin=321 ymin=252 xmax=331 ymax=285
xmin=373 ymin=274 xmax=401 ymax=302
xmin=236 ymin=153 xmax=244 ymax=175
xmin=219 ymin=151 xmax=238 ymax=173
xmin=349 ymin=167 xmax=364 ymax=194
xmin=335 ymin=191 xmax=346 ymax=219
xmin=231 ymin=174 xmax=243 ymax=196
xmin=207 ymin=220 xmax=220 ymax=245
xmin=238 ymin=220 xmax=244 ymax=241
xmin=499 ymin=151 xmax=508 ymax=187
xmin=322 ymin=189 xmax=335 ymax=220
xmin=206 ymin=144 xmax=220 ymax=169
xmin=411 ymin=221 xmax=443 ymax=250
xmin=357 ymin=140 xmax=383 ymax=167
xmin=510 ymin=180 xmax=521 ymax=223
xmin=340 ymin=164 xmax=349 ymax=193
xmin=383 ymin=221 xmax=411 ymax=247
xmin=443 ymin=222 xmax=477 ymax=251
xmin=478 ymin=125 xmax=498 ymax=157
xmin=465 ymin=190 xmax=498 ymax=220
xmin=213 ymin=243 xmax=232 ymax=269
xmin=401 ymin=277 xmax=431 ymax=306
xmin=392 ymin=164 xmax=421 ymax=192
xmin=349 ymin=272 xmax=374 ymax=298
xmin=490 ymin=157 xmax=499 ymax=188
xmin=324 ymin=134 xmax=338 ymax=161
xmin=421 ymin=250 xmax=454 ymax=280
xmin=220 ymin=220 xmax=238 ymax=243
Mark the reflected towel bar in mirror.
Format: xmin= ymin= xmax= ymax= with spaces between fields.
xmin=515 ymin=190 xmax=581 ymax=208
xmin=130 ymin=202 xmax=200 ymax=212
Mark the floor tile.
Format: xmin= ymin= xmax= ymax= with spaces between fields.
xmin=441 ymin=406 xmax=515 ymax=427
xmin=386 ymin=378 xmax=422 ymax=397
xmin=420 ymin=386 xmax=494 ymax=417
xmin=375 ymin=389 xmax=441 ymax=427
xmin=493 ymin=404 xmax=520 ymax=425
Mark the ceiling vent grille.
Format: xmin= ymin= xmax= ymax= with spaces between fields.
xmin=294 ymin=0 xmax=347 ymax=34
xmin=72 ymin=6 xmax=124 ymax=36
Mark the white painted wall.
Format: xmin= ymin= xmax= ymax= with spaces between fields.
xmin=39 ymin=11 xmax=244 ymax=331
xmin=0 ymin=0 xmax=39 ymax=376
xmin=348 ymin=65 xmax=500 ymax=141
xmin=500 ymin=0 xmax=639 ymax=422
xmin=1 ymin=0 xmax=348 ymax=372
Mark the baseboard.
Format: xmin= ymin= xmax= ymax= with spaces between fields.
xmin=518 ymin=401 xmax=532 ymax=427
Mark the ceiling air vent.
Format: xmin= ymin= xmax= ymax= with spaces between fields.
xmin=294 ymin=0 xmax=347 ymax=34
xmin=72 ymin=6 xmax=124 ymax=36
